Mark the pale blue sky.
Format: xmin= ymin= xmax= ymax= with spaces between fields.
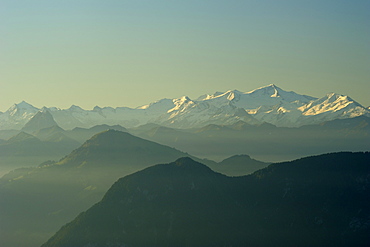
xmin=1 ymin=0 xmax=369 ymax=111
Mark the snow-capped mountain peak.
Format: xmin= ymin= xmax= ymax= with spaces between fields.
xmin=246 ymin=84 xmax=280 ymax=97
xmin=137 ymin=98 xmax=174 ymax=110
xmin=168 ymin=96 xmax=194 ymax=113
xmin=246 ymin=84 xmax=316 ymax=103
xmin=0 ymin=101 xmax=40 ymax=129
xmin=299 ymin=93 xmax=364 ymax=117
xmin=219 ymin=90 xmax=243 ymax=101
xmin=0 ymin=85 xmax=368 ymax=130
xmin=174 ymin=96 xmax=192 ymax=104
xmin=6 ymin=101 xmax=38 ymax=114
xmin=196 ymin=90 xmax=237 ymax=101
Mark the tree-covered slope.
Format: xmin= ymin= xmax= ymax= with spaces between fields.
xmin=43 ymin=152 xmax=370 ymax=247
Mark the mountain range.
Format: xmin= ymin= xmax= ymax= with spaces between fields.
xmin=129 ymin=115 xmax=370 ymax=161
xmin=0 ymin=123 xmax=127 ymax=177
xmin=0 ymin=85 xmax=369 ymax=247
xmin=0 ymin=130 xmax=267 ymax=247
xmin=1 ymin=84 xmax=368 ymax=130
xmin=42 ymin=153 xmax=370 ymax=247
xmin=1 ymin=112 xmax=368 ymax=175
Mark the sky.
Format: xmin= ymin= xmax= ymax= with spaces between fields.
xmin=1 ymin=0 xmax=369 ymax=111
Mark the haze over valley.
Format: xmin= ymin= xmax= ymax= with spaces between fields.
xmin=1 ymin=1 xmax=369 ymax=246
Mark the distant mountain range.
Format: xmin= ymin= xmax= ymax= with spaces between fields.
xmin=42 ymin=153 xmax=370 ymax=247
xmin=1 ymin=84 xmax=369 ymax=130
xmin=1 ymin=112 xmax=368 ymax=167
xmin=130 ymin=116 xmax=370 ymax=161
xmin=0 ymin=123 xmax=128 ymax=177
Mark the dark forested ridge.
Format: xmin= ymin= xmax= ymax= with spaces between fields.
xmin=43 ymin=152 xmax=370 ymax=247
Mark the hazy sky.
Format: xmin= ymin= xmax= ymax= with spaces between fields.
xmin=1 ymin=0 xmax=369 ymax=111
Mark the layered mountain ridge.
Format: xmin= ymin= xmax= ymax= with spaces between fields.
xmin=0 ymin=129 xmax=267 ymax=247
xmin=130 ymin=115 xmax=370 ymax=162
xmin=1 ymin=85 xmax=368 ymax=130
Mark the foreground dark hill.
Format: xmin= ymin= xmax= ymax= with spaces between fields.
xmin=0 ymin=130 xmax=212 ymax=247
xmin=43 ymin=152 xmax=370 ymax=247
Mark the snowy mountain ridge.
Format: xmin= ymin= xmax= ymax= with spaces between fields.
xmin=0 ymin=84 xmax=368 ymax=130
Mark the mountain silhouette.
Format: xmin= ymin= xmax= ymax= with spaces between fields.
xmin=21 ymin=110 xmax=58 ymax=133
xmin=213 ymin=154 xmax=269 ymax=176
xmin=0 ymin=130 xmax=209 ymax=247
xmin=43 ymin=152 xmax=370 ymax=247
xmin=130 ymin=116 xmax=370 ymax=162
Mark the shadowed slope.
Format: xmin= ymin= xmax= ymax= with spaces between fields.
xmin=43 ymin=152 xmax=370 ymax=247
